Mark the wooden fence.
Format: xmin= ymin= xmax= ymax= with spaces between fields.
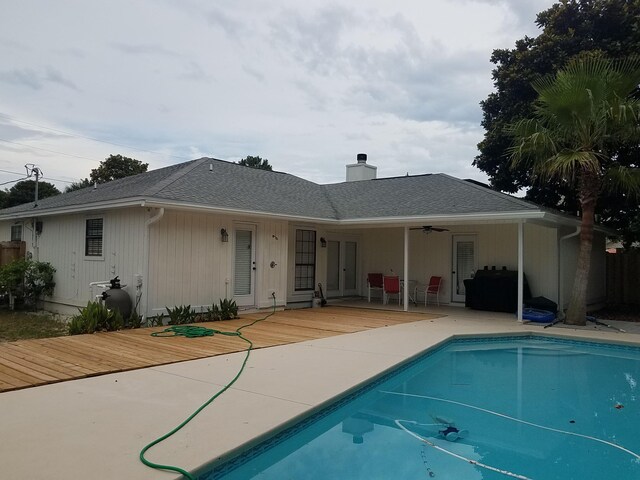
xmin=606 ymin=252 xmax=640 ymax=305
xmin=0 ymin=241 xmax=26 ymax=266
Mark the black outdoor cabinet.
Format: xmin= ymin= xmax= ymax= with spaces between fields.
xmin=463 ymin=268 xmax=531 ymax=313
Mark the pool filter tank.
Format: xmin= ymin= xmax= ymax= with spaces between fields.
xmin=102 ymin=276 xmax=133 ymax=320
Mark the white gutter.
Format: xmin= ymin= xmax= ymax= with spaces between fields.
xmin=557 ymin=226 xmax=581 ymax=319
xmin=142 ymin=207 xmax=164 ymax=319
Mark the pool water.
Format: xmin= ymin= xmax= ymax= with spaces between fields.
xmin=201 ymin=336 xmax=640 ymax=480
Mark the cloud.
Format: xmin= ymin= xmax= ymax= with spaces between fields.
xmin=110 ymin=42 xmax=182 ymax=57
xmin=270 ymin=7 xmax=491 ymax=124
xmin=0 ymin=66 xmax=79 ymax=91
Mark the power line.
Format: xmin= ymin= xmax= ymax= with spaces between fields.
xmin=0 ymin=112 xmax=192 ymax=161
xmin=0 ymin=166 xmax=74 ymax=184
xmin=0 ymin=138 xmax=101 ymax=162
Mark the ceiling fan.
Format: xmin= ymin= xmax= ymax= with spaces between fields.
xmin=410 ymin=226 xmax=450 ymax=234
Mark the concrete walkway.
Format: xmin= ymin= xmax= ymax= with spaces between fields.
xmin=1 ymin=307 xmax=639 ymax=480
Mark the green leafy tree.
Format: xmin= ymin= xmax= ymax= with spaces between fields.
xmin=64 ymin=178 xmax=92 ymax=193
xmin=236 ymin=155 xmax=273 ymax=171
xmin=89 ymin=154 xmax=148 ymax=184
xmin=509 ymin=56 xmax=640 ymax=325
xmin=475 ymin=0 xmax=640 ymax=245
xmin=5 ymin=180 xmax=60 ymax=207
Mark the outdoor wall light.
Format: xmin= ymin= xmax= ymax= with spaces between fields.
xmin=220 ymin=228 xmax=229 ymax=243
xmin=320 ymin=237 xmax=327 ymax=248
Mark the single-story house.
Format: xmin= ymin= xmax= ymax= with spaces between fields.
xmin=0 ymin=155 xmax=608 ymax=320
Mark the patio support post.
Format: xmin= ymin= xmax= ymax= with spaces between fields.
xmin=404 ymin=226 xmax=409 ymax=312
xmin=517 ymin=221 xmax=524 ymax=322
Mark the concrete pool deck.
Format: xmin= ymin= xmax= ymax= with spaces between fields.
xmin=1 ymin=307 xmax=639 ymax=480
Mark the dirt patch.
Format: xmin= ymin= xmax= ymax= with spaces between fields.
xmin=592 ymin=306 xmax=640 ymax=323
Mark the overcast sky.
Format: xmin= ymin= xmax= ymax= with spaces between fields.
xmin=0 ymin=0 xmax=554 ymax=191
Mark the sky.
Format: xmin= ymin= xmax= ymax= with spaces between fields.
xmin=0 ymin=0 xmax=555 ymax=192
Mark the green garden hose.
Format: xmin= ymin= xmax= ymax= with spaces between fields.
xmin=140 ymin=298 xmax=277 ymax=479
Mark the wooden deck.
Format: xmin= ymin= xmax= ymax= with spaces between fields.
xmin=0 ymin=307 xmax=442 ymax=393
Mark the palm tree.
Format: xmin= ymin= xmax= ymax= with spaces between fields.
xmin=510 ymin=56 xmax=640 ymax=325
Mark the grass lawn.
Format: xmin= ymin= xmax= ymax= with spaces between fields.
xmin=0 ymin=309 xmax=68 ymax=342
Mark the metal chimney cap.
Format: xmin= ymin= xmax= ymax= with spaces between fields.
xmin=356 ymin=153 xmax=367 ymax=164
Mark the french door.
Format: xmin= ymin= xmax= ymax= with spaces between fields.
xmin=326 ymin=239 xmax=358 ymax=297
xmin=234 ymin=225 xmax=256 ymax=307
xmin=452 ymin=235 xmax=477 ymax=303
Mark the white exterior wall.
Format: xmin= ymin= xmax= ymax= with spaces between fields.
xmin=359 ymin=223 xmax=559 ymax=304
xmin=0 ymin=208 xmax=147 ymax=314
xmin=148 ymin=210 xmax=288 ymax=316
xmin=560 ymin=229 xmax=607 ymax=310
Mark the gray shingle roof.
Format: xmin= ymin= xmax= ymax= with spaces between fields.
xmin=0 ymin=157 xmax=543 ymax=221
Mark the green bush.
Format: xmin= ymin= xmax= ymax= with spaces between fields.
xmin=165 ymin=305 xmax=195 ymax=325
xmin=0 ymin=259 xmax=56 ymax=310
xmin=24 ymin=261 xmax=56 ymax=309
xmin=68 ymin=301 xmax=124 ymax=335
xmin=218 ymin=298 xmax=238 ymax=320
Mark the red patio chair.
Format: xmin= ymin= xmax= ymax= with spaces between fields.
xmin=383 ymin=275 xmax=401 ymax=305
xmin=367 ymin=273 xmax=384 ymax=302
xmin=424 ymin=276 xmax=443 ymax=306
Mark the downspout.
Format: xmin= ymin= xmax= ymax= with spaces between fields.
xmin=558 ymin=226 xmax=580 ymax=320
xmin=143 ymin=207 xmax=164 ymax=320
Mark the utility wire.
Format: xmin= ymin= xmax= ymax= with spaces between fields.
xmin=0 ymin=138 xmax=100 ymax=162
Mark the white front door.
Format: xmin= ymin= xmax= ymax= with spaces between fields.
xmin=452 ymin=235 xmax=477 ymax=303
xmin=326 ymin=239 xmax=358 ymax=297
xmin=234 ymin=225 xmax=256 ymax=307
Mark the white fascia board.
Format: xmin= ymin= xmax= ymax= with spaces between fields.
xmin=332 ymin=211 xmax=548 ymax=227
xmin=0 ymin=198 xmax=148 ymax=221
xmin=140 ymin=200 xmax=336 ymax=224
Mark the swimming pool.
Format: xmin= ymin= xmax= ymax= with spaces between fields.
xmin=200 ymin=336 xmax=640 ymax=480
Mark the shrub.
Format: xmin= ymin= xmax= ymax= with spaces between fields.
xmin=165 ymin=305 xmax=195 ymax=325
xmin=0 ymin=259 xmax=56 ymax=310
xmin=68 ymin=301 xmax=124 ymax=335
xmin=218 ymin=298 xmax=238 ymax=320
xmin=24 ymin=261 xmax=56 ymax=309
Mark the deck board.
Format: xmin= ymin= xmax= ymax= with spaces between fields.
xmin=0 ymin=307 xmax=442 ymax=392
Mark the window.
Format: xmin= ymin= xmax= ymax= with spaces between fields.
xmin=85 ymin=218 xmax=103 ymax=257
xmin=10 ymin=225 xmax=22 ymax=242
xmin=294 ymin=229 xmax=316 ymax=291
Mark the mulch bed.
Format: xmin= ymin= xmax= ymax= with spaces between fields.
xmin=592 ymin=306 xmax=640 ymax=323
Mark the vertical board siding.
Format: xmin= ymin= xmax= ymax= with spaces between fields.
xmin=15 ymin=209 xmax=147 ymax=311
xmin=149 ymin=211 xmax=288 ymax=314
xmin=523 ymin=223 xmax=558 ymax=302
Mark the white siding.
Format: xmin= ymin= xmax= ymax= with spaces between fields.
xmin=0 ymin=208 xmax=147 ymax=313
xmin=359 ymin=223 xmax=560 ymax=304
xmin=148 ymin=211 xmax=288 ymax=314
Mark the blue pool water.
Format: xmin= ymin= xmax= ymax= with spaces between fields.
xmin=201 ymin=336 xmax=640 ymax=480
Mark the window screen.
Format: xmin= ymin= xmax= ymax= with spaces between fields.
xmin=10 ymin=225 xmax=22 ymax=242
xmin=85 ymin=218 xmax=103 ymax=257
xmin=294 ymin=229 xmax=316 ymax=291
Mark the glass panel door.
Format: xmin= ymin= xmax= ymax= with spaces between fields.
xmin=344 ymin=241 xmax=357 ymax=295
xmin=327 ymin=241 xmax=340 ymax=294
xmin=452 ymin=235 xmax=476 ymax=302
xmin=234 ymin=226 xmax=256 ymax=306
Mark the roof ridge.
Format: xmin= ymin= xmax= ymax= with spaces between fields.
xmin=143 ymin=158 xmax=208 ymax=196
xmin=437 ymin=173 xmax=537 ymax=210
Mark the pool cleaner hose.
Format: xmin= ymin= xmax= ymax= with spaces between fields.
xmin=139 ymin=296 xmax=277 ymax=479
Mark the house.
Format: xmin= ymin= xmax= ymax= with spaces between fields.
xmin=0 ymin=155 xmax=608 ymax=320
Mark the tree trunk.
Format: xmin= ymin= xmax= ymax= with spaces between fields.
xmin=565 ymin=174 xmax=598 ymax=326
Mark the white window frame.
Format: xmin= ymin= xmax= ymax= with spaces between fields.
xmin=84 ymin=217 xmax=105 ymax=260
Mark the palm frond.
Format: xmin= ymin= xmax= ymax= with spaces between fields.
xmin=602 ymin=166 xmax=640 ymax=198
xmin=536 ymin=150 xmax=602 ymax=182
